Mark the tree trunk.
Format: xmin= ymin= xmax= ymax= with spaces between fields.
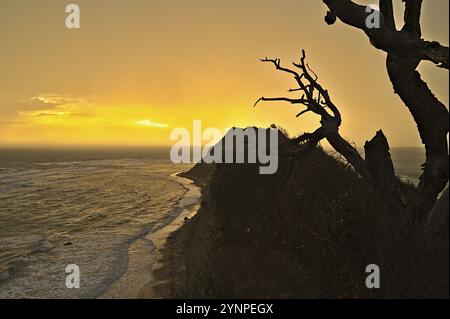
xmin=386 ymin=54 xmax=449 ymax=224
xmin=364 ymin=130 xmax=407 ymax=207
xmin=322 ymin=0 xmax=449 ymax=226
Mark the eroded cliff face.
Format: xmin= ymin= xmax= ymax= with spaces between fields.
xmin=168 ymin=131 xmax=448 ymax=298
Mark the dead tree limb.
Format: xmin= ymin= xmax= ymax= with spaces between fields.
xmin=364 ymin=130 xmax=407 ymax=205
xmin=255 ymin=51 xmax=374 ymax=180
xmin=255 ymin=51 xmax=409 ymax=209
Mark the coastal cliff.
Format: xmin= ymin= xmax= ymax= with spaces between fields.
xmin=165 ymin=129 xmax=449 ymax=298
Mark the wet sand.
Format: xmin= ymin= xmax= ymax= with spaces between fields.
xmin=99 ymin=173 xmax=201 ymax=299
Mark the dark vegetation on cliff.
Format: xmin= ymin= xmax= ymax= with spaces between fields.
xmin=172 ymin=130 xmax=448 ymax=298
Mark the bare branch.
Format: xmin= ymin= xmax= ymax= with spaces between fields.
xmin=296 ymin=108 xmax=311 ymax=118
xmin=306 ymin=63 xmax=319 ymax=81
xmin=322 ymin=0 xmax=449 ymax=69
xmin=294 ymin=50 xmax=342 ymax=122
xmin=292 ymin=128 xmax=326 ymax=147
xmin=254 ymin=96 xmax=304 ymax=107
xmin=380 ymin=0 xmax=396 ymax=30
xmin=322 ymin=0 xmax=368 ymax=31
xmin=422 ymin=41 xmax=449 ymax=69
xmin=402 ymin=0 xmax=422 ymax=37
xmin=261 ymin=57 xmax=300 ymax=78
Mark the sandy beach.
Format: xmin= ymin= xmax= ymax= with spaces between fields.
xmin=99 ymin=173 xmax=201 ymax=299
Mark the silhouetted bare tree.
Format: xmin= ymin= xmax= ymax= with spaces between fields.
xmin=322 ymin=0 xmax=449 ymax=225
xmin=256 ymin=0 xmax=448 ymax=228
xmin=255 ymin=51 xmax=407 ymax=208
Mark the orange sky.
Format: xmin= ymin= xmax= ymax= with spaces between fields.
xmin=0 ymin=0 xmax=448 ymax=147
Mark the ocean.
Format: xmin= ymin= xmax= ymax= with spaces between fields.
xmin=0 ymin=148 xmax=199 ymax=298
xmin=0 ymin=147 xmax=424 ymax=298
xmin=390 ymin=147 xmax=425 ymax=185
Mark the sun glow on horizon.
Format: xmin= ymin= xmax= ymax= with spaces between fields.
xmin=0 ymin=94 xmax=180 ymax=146
xmin=135 ymin=119 xmax=168 ymax=128
xmin=0 ymin=1 xmax=447 ymax=147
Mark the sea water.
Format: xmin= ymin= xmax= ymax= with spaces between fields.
xmin=0 ymin=148 xmax=194 ymax=298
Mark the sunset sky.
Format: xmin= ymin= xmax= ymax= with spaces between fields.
xmin=0 ymin=0 xmax=448 ymax=147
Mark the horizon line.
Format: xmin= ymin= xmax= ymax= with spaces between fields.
xmin=0 ymin=143 xmax=426 ymax=150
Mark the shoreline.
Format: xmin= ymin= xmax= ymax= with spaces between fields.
xmin=138 ymin=172 xmax=202 ymax=298
xmin=147 ymin=164 xmax=214 ymax=298
xmin=99 ymin=172 xmax=201 ymax=299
